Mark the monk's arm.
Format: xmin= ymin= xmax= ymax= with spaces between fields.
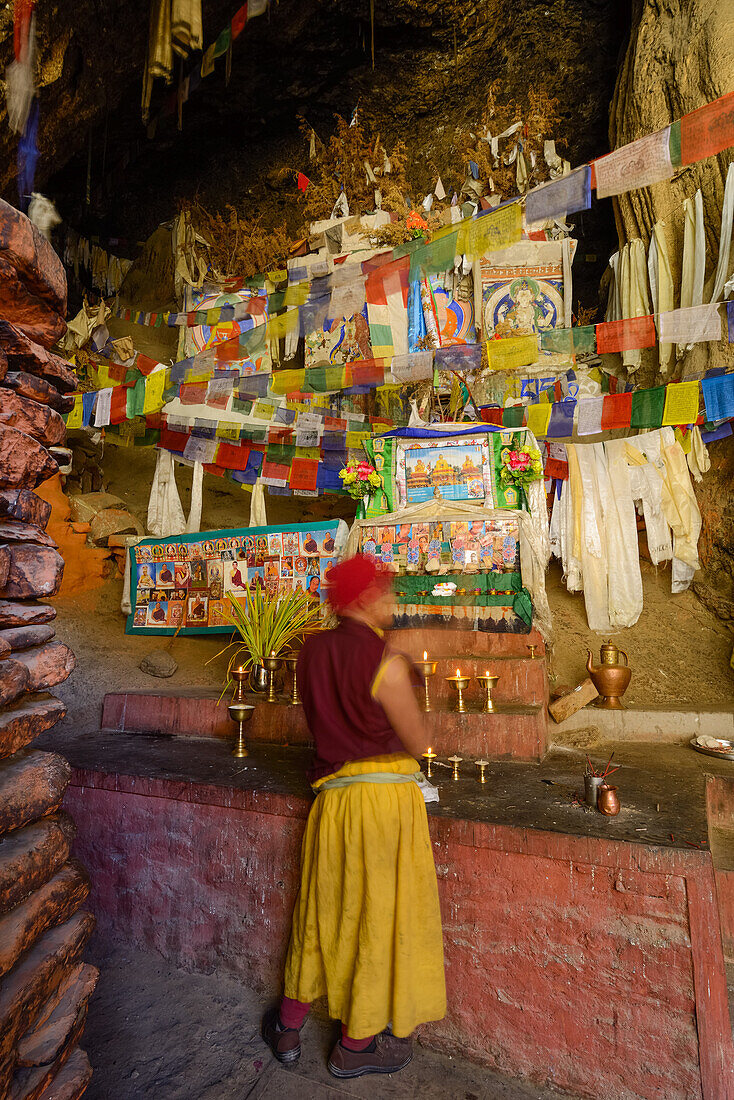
xmin=375 ymin=656 xmax=430 ymax=758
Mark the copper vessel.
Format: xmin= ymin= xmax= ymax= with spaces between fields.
xmin=586 ymin=643 xmax=631 ymax=709
xmin=597 ymin=784 xmax=620 ymax=816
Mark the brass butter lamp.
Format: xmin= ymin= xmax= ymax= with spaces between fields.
xmin=263 ymin=652 xmax=282 ymax=704
xmin=477 ymin=671 xmax=500 ymax=713
xmin=229 ymin=666 xmax=254 ymax=757
xmin=445 ymin=668 xmax=471 ymax=713
xmin=415 ymin=650 xmax=437 ymax=712
xmin=284 ymin=654 xmax=300 ymax=706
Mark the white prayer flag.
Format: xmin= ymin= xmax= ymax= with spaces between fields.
xmin=576 ymin=396 xmax=604 ymax=436
xmin=183 ymin=435 xmax=217 ymax=465
xmin=657 ymin=303 xmax=722 ymax=345
xmin=594 ymin=127 xmax=673 ymax=199
xmin=434 ymin=176 xmax=446 ymax=201
xmin=390 ymin=351 xmax=434 ymax=382
xmin=93 ymin=387 xmax=112 ymax=428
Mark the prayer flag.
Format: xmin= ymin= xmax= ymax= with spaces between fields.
xmin=231 ymin=5 xmax=247 ymax=38
xmin=596 ymin=315 xmax=656 ymax=353
xmin=657 ymin=303 xmax=722 ymax=345
xmin=680 ymin=91 xmax=734 ymax=166
xmin=662 ymin=380 xmax=700 ymax=426
xmin=501 ymin=405 xmax=525 ymax=428
xmin=600 ymin=393 xmax=632 ymax=429
xmin=630 ymin=386 xmax=665 ymax=428
xmin=526 ymin=166 xmax=591 ymax=224
xmin=728 ymin=301 xmax=734 ymax=342
xmin=526 ymin=403 xmax=551 ymax=438
xmin=65 ymin=395 xmax=83 ymax=430
xmin=547 ymin=398 xmax=577 ymax=438
xmin=701 ymin=373 xmax=734 ymax=422
xmin=143 ymin=369 xmax=167 ymax=414
xmin=94 ymin=387 xmax=112 ymax=428
xmin=701 ymin=421 xmax=733 ymax=443
xmin=576 ymin=396 xmax=604 ymax=436
xmin=289 ymin=457 xmax=319 ymax=491
xmin=183 ymin=435 xmax=218 ymax=464
xmin=540 ymin=325 xmax=596 ymax=356
xmin=297 ymin=172 xmax=310 ymax=192
xmin=460 ymin=201 xmax=522 ymax=259
xmin=593 ymin=127 xmax=673 ymax=199
xmin=270 ymin=369 xmax=305 ymax=395
xmin=486 ymin=334 xmax=538 ymax=371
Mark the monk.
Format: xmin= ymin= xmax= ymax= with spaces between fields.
xmin=262 ymin=555 xmax=446 ymax=1078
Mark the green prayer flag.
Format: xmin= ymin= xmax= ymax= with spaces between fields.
xmin=126 ymin=377 xmax=146 ymax=419
xmin=304 ymin=366 xmax=328 ymax=393
xmin=630 ymin=386 xmax=666 ymax=428
xmin=267 ymin=443 xmax=296 ymax=463
xmin=213 ymin=27 xmax=231 ymax=57
xmin=669 ymin=120 xmax=682 ymax=168
xmin=502 ymin=405 xmax=525 ymax=428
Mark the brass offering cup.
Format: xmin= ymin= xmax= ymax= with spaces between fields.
xmin=284 ymin=655 xmax=300 ymax=706
xmin=445 ymin=674 xmax=471 ymax=713
xmin=263 ymin=656 xmax=282 ymax=704
xmin=228 ymin=701 xmax=254 ymax=758
xmin=415 ymin=659 xmax=437 ymax=712
xmin=477 ymin=674 xmax=500 ymax=713
xmin=475 ymin=759 xmax=489 ymax=784
xmin=527 ymin=644 xmax=537 ymax=659
xmin=231 ymin=665 xmax=248 ymax=703
xmin=422 ymin=747 xmax=437 ymax=779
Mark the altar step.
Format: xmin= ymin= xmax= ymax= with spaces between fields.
xmin=102 ymin=689 xmax=548 ymax=761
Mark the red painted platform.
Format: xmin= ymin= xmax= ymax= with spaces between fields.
xmin=44 ymin=728 xmax=734 ymax=1100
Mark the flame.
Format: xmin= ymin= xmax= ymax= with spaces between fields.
xmin=423 ymin=650 xmax=427 ymax=661
xmin=456 ymin=668 xmax=461 ymax=678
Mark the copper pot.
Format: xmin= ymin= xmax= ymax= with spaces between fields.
xmin=597 ymin=784 xmax=620 ymax=816
xmin=586 ymin=645 xmax=631 ymax=709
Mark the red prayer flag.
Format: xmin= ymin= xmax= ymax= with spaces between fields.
xmin=479 ymin=407 xmax=503 ymax=425
xmin=110 ymin=387 xmax=128 ymax=425
xmin=160 ymin=428 xmax=190 ymax=452
xmin=595 ymin=315 xmax=656 ymax=353
xmin=179 ymin=382 xmax=207 ymax=405
xmin=231 ymin=4 xmax=247 ymax=38
xmin=289 ymin=457 xmax=319 ymax=491
xmin=680 ymin=92 xmax=734 ymax=166
xmin=351 ymin=358 xmax=387 ymax=386
xmin=261 ymin=460 xmax=289 ymax=481
xmin=544 ymin=457 xmax=569 ymax=480
xmin=216 ymin=441 xmax=252 ymax=471
xmin=600 ymin=393 xmax=633 ymax=430
xmin=135 ymin=354 xmax=160 ymax=376
xmin=297 ymin=172 xmax=310 ymax=192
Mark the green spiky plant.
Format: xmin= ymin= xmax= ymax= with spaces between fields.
xmin=210 ymin=583 xmax=324 ymax=698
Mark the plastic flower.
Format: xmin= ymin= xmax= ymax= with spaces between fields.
xmin=339 ymin=461 xmax=383 ymax=500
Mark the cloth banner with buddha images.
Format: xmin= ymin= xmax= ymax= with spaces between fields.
xmin=126 ymin=520 xmax=347 ymax=635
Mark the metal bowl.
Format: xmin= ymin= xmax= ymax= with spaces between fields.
xmin=689 ymin=736 xmax=734 ymax=762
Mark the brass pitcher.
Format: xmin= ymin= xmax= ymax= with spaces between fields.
xmin=586 ymin=642 xmax=631 ymax=709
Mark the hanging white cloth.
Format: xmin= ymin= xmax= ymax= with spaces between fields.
xmin=679 ymin=191 xmax=706 ymax=355
xmin=660 ymin=439 xmax=702 ymax=593
xmin=605 ymin=251 xmax=622 ymax=322
xmin=619 ymin=239 xmax=651 ymax=372
xmin=686 ymin=425 xmax=711 ymax=483
xmin=647 ymin=222 xmax=674 ymax=374
xmin=249 ymin=482 xmax=268 ymax=527
xmin=147 ymin=450 xmax=203 ymax=537
xmin=624 ymin=428 xmax=673 ymax=566
xmin=602 ymin=439 xmax=643 ymax=629
xmin=709 ymin=161 xmax=734 ymax=304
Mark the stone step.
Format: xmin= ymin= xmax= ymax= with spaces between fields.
xmin=102 ymin=690 xmax=547 ymax=760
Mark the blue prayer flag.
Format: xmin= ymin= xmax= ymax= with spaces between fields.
xmin=526 ymin=166 xmax=592 ymax=225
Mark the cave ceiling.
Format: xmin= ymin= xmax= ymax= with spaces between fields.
xmin=1 ymin=0 xmax=628 ymax=269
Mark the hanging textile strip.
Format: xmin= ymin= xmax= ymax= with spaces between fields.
xmin=593 ymin=127 xmax=673 ymax=199
xmin=595 ymin=315 xmax=657 ymax=353
xmin=679 ymin=91 xmax=734 ymax=166
xmin=526 ymin=166 xmax=592 ymax=224
xmin=657 ymin=303 xmax=722 ymax=345
xmin=701 ymin=373 xmax=734 ymax=422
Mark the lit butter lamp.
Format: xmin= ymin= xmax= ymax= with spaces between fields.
xmin=229 ymin=666 xmax=254 ymax=758
xmin=415 ymin=650 xmax=437 ymax=712
xmin=476 ymin=671 xmax=500 ymax=713
xmin=263 ymin=651 xmax=282 ymax=704
xmin=445 ymin=668 xmax=471 ymax=713
xmin=422 ymin=746 xmax=437 ymax=779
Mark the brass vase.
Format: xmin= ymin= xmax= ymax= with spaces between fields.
xmin=586 ymin=643 xmax=631 ymax=709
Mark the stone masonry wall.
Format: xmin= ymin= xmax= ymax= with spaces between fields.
xmin=0 ymin=199 xmax=97 ymax=1100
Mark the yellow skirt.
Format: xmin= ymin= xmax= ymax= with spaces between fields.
xmin=283 ymin=752 xmax=446 ymax=1039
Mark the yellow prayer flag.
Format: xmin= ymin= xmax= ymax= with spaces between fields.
xmin=662 ymin=380 xmax=700 ymax=426
xmin=216 ymin=422 xmax=241 ymax=440
xmin=270 ymin=369 xmax=305 ymax=394
xmin=298 ymin=447 xmax=321 ymax=461
xmin=526 ymin=403 xmax=551 ymax=438
xmin=674 ymin=427 xmax=692 ymax=454
xmin=460 ymin=202 xmax=522 ymax=259
xmin=267 ymin=269 xmax=288 ymax=283
xmin=346 ymin=431 xmax=370 ymax=449
xmin=486 ymin=335 xmax=538 ymax=371
xmin=143 ymin=369 xmax=167 ymax=414
xmin=283 ymin=282 xmax=310 ymax=307
xmin=267 ymin=309 xmax=300 ymax=340
xmin=66 ymin=395 xmax=83 ymax=429
xmin=252 ymin=400 xmax=275 ymax=420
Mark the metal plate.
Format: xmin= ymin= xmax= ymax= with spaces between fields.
xmin=689 ymin=737 xmax=734 ymax=762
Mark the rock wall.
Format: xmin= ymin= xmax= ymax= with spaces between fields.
xmin=0 ymin=200 xmax=97 ymax=1100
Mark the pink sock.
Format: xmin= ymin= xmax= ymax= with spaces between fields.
xmin=279 ymin=995 xmax=310 ymax=1030
xmin=341 ymin=1025 xmax=375 ymax=1052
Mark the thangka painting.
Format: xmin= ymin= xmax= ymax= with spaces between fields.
xmin=127 ymin=520 xmax=347 ymax=635
xmin=304 ymin=304 xmax=373 ymax=368
xmin=187 ymin=288 xmax=271 ymax=375
xmin=423 ymin=278 xmax=476 ymax=347
xmin=394 ymin=435 xmax=495 ymax=508
xmin=480 ymin=259 xmax=564 ymax=339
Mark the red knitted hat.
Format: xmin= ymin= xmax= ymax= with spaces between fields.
xmin=324 ymin=554 xmax=391 ymax=614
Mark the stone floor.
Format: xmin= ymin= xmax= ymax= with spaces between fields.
xmin=81 ymin=940 xmax=579 ymax=1099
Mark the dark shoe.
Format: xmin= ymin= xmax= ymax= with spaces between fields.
xmin=327 ymin=1033 xmax=413 ymax=1078
xmin=261 ymin=1007 xmax=301 ymax=1065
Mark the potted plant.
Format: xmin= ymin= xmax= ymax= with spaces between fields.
xmin=212 ymin=582 xmax=324 ymax=695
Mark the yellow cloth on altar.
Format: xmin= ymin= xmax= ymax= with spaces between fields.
xmin=283 ymin=752 xmax=446 ymax=1039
